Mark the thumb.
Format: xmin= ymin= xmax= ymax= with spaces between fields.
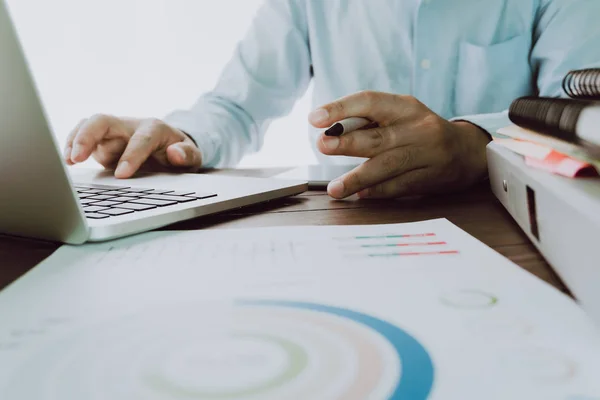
xmin=166 ymin=142 xmax=202 ymax=170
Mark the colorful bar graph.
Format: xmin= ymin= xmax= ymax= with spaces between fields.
xmin=360 ymin=242 xmax=447 ymax=248
xmin=354 ymin=233 xmax=436 ymax=240
xmin=368 ymin=251 xmax=459 ymax=258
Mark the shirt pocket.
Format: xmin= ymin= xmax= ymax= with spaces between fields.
xmin=454 ymin=34 xmax=533 ymax=117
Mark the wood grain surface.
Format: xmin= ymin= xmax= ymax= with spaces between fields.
xmin=0 ymin=169 xmax=567 ymax=294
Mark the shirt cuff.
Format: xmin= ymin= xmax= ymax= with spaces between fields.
xmin=450 ymin=110 xmax=511 ymax=139
xmin=163 ymin=110 xmax=223 ymax=168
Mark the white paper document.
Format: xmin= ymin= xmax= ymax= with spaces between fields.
xmin=0 ymin=219 xmax=598 ymax=400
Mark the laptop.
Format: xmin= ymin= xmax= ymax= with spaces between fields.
xmin=275 ymin=165 xmax=358 ymax=189
xmin=0 ymin=0 xmax=307 ymax=244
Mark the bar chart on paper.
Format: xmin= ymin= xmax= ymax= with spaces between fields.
xmin=1 ymin=219 xmax=600 ymax=400
xmin=334 ymin=232 xmax=460 ymax=258
xmin=97 ymin=228 xmax=461 ymax=269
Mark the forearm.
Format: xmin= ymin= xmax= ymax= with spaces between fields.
xmin=164 ymin=0 xmax=311 ymax=168
xmin=164 ymin=94 xmax=260 ymax=168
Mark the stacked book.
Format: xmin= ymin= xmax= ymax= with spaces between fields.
xmin=495 ymin=68 xmax=600 ymax=177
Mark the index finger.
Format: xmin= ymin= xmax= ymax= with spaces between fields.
xmin=318 ymin=125 xmax=421 ymax=158
xmin=327 ymin=145 xmax=432 ymax=199
xmin=114 ymin=121 xmax=163 ymax=178
xmin=309 ymin=91 xmax=409 ymax=128
xmin=70 ymin=114 xmax=115 ymax=163
xmin=64 ymin=118 xmax=87 ymax=165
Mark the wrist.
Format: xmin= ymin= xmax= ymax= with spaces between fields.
xmin=179 ymin=129 xmax=199 ymax=148
xmin=451 ymin=121 xmax=491 ymax=184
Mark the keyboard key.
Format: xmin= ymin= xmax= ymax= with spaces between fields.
xmin=196 ymin=193 xmax=218 ymax=200
xmin=108 ymin=193 xmax=141 ymax=199
xmin=87 ymin=195 xmax=120 ymax=201
xmin=154 ymin=190 xmax=194 ymax=196
xmin=83 ymin=206 xmax=110 ymax=213
xmin=101 ymin=191 xmax=132 ymax=196
xmin=77 ymin=193 xmax=96 ymax=199
xmin=80 ymin=198 xmax=101 ymax=205
xmin=92 ymin=200 xmax=122 ymax=207
xmin=85 ymin=213 xmax=110 ymax=219
xmin=121 ymin=188 xmax=155 ymax=193
xmin=144 ymin=189 xmax=176 ymax=195
xmin=112 ymin=196 xmax=142 ymax=202
xmin=114 ymin=203 xmax=157 ymax=211
xmin=77 ymin=189 xmax=110 ymax=194
xmin=168 ymin=190 xmax=196 ymax=196
xmin=130 ymin=198 xmax=177 ymax=207
xmin=140 ymin=194 xmax=198 ymax=203
xmin=97 ymin=208 xmax=135 ymax=216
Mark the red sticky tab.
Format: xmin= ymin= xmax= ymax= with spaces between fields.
xmin=525 ymin=150 xmax=598 ymax=178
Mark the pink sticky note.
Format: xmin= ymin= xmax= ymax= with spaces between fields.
xmin=525 ymin=151 xmax=598 ymax=178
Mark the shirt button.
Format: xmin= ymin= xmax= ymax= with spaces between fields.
xmin=420 ymin=59 xmax=432 ymax=69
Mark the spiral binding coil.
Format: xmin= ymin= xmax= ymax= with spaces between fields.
xmin=562 ymin=68 xmax=600 ymax=99
xmin=509 ymin=97 xmax=590 ymax=144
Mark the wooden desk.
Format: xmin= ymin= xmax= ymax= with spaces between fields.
xmin=0 ymin=169 xmax=568 ymax=294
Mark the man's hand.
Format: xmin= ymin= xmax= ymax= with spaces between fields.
xmin=64 ymin=115 xmax=202 ymax=179
xmin=308 ymin=91 xmax=491 ymax=199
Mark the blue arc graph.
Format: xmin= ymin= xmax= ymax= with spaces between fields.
xmin=5 ymin=300 xmax=435 ymax=400
xmin=238 ymin=300 xmax=435 ymax=399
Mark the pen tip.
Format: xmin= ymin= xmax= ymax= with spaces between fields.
xmin=325 ymin=123 xmax=343 ymax=137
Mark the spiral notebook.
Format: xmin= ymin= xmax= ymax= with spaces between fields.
xmin=506 ymin=69 xmax=600 ymax=156
xmin=562 ymin=68 xmax=600 ymax=100
xmin=508 ymin=97 xmax=600 ymax=150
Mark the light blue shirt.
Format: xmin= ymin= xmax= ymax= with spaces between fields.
xmin=164 ymin=0 xmax=600 ymax=168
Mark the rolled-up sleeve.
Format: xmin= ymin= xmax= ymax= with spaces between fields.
xmin=164 ymin=0 xmax=311 ymax=167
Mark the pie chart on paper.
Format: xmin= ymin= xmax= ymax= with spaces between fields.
xmin=5 ymin=300 xmax=435 ymax=400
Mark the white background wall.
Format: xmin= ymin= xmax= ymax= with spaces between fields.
xmin=6 ymin=0 xmax=317 ymax=167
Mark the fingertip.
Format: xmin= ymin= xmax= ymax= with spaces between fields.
xmin=70 ymin=144 xmax=89 ymax=163
xmin=166 ymin=143 xmax=187 ymax=166
xmin=327 ymin=179 xmax=346 ymax=199
xmin=64 ymin=146 xmax=74 ymax=165
xmin=166 ymin=142 xmax=201 ymax=168
xmin=317 ymin=135 xmax=327 ymax=154
xmin=308 ymin=108 xmax=330 ymax=128
xmin=319 ymin=136 xmax=340 ymax=154
xmin=114 ymin=161 xmax=132 ymax=179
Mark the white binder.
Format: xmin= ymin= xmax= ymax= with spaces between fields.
xmin=487 ymin=142 xmax=600 ymax=324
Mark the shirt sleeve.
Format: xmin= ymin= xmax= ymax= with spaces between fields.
xmin=163 ymin=0 xmax=311 ymax=168
xmin=452 ymin=0 xmax=600 ymax=138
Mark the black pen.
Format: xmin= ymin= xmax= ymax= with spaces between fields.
xmin=324 ymin=117 xmax=371 ymax=136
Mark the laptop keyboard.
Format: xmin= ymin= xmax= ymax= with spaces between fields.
xmin=74 ymin=183 xmax=217 ymax=220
